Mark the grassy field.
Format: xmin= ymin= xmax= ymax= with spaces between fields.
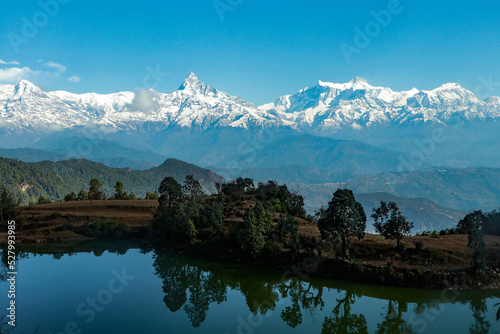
xmin=3 ymin=200 xmax=500 ymax=280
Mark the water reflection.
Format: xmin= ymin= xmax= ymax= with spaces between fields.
xmin=150 ymin=249 xmax=499 ymax=332
xmin=153 ymin=252 xmax=227 ymax=327
xmin=321 ymin=292 xmax=368 ymax=334
xmin=0 ymin=242 xmax=499 ymax=333
xmin=469 ymin=298 xmax=490 ymax=334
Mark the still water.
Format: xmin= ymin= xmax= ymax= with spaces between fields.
xmin=1 ymin=240 xmax=499 ymax=334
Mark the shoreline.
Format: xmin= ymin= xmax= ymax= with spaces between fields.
xmin=4 ymin=235 xmax=500 ymax=291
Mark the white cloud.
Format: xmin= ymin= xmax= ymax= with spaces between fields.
xmin=131 ymin=89 xmax=159 ymax=113
xmin=44 ymin=61 xmax=67 ymax=73
xmin=350 ymin=123 xmax=363 ymax=130
xmin=38 ymin=123 xmax=64 ymax=134
xmin=0 ymin=67 xmax=38 ymax=83
xmin=99 ymin=126 xmax=118 ymax=135
xmin=0 ymin=59 xmax=20 ymax=65
xmin=68 ymin=75 xmax=81 ymax=83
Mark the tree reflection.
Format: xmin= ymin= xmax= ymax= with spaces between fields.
xmin=376 ymin=300 xmax=415 ymax=334
xmin=150 ymin=248 xmax=500 ymax=331
xmin=321 ymin=291 xmax=368 ymax=334
xmin=468 ymin=298 xmax=490 ymax=334
xmin=278 ymin=279 xmax=325 ymax=328
xmin=153 ymin=251 xmax=228 ymax=327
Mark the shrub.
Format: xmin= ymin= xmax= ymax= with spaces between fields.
xmin=397 ymin=241 xmax=407 ymax=254
xmin=414 ymin=240 xmax=425 ymax=251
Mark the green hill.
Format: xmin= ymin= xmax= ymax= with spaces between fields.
xmin=0 ymin=157 xmax=225 ymax=204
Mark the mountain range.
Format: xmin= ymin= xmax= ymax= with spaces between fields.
xmin=1 ymin=73 xmax=499 ymax=231
xmin=1 ymin=73 xmax=499 ymax=169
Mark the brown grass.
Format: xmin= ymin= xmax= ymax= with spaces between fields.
xmin=3 ymin=200 xmax=500 ymax=274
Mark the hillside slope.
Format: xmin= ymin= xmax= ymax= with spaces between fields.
xmin=0 ymin=157 xmax=224 ymax=204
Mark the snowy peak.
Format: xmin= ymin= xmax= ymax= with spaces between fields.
xmin=177 ymin=72 xmax=217 ymax=96
xmin=14 ymin=80 xmax=39 ymax=94
xmin=317 ymin=77 xmax=373 ymax=91
xmin=346 ymin=77 xmax=372 ymax=90
xmin=179 ymin=72 xmax=200 ymax=88
xmin=0 ymin=74 xmax=499 ymax=136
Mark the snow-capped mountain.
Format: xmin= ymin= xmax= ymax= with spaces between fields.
xmin=2 ymin=73 xmax=499 ymax=135
xmin=259 ymin=77 xmax=499 ymax=136
xmin=0 ymin=73 xmax=277 ymax=133
xmin=1 ymin=72 xmax=499 ymax=170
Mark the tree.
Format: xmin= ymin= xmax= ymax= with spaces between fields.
xmin=237 ymin=202 xmax=273 ymax=257
xmin=158 ymin=177 xmax=182 ymax=209
xmin=470 ymin=226 xmax=487 ymax=275
xmin=146 ymin=191 xmax=159 ymax=200
xmin=235 ymin=177 xmax=254 ymax=191
xmin=198 ymin=194 xmax=225 ymax=242
xmin=182 ymin=175 xmax=203 ymax=199
xmin=372 ymin=201 xmax=414 ymax=249
xmin=317 ymin=188 xmax=366 ymax=258
xmin=64 ymin=192 xmax=77 ymax=202
xmin=77 ymin=189 xmax=88 ymax=201
xmin=114 ymin=181 xmax=126 ymax=199
xmin=0 ymin=190 xmax=17 ymax=223
xmin=277 ymin=214 xmax=299 ymax=252
xmin=38 ymin=195 xmax=51 ymax=204
xmin=88 ymin=179 xmax=103 ymax=200
xmin=457 ymin=211 xmax=483 ymax=235
xmin=456 ymin=212 xmax=488 ymax=275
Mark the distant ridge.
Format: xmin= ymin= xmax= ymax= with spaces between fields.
xmin=0 ymin=157 xmax=225 ymax=204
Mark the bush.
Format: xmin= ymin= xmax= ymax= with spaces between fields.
xmin=397 ymin=241 xmax=407 ymax=254
xmin=145 ymin=191 xmax=159 ymax=200
xmin=64 ymin=192 xmax=77 ymax=202
xmin=76 ymin=220 xmax=129 ymax=239
xmin=413 ymin=240 xmax=425 ymax=251
xmin=48 ymin=212 xmax=62 ymax=219
xmin=38 ymin=196 xmax=51 ymax=204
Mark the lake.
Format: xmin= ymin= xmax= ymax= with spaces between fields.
xmin=1 ymin=240 xmax=499 ymax=334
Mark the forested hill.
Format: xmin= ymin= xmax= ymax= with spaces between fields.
xmin=0 ymin=157 xmax=225 ymax=204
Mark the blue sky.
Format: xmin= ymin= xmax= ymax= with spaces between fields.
xmin=0 ymin=0 xmax=499 ymax=105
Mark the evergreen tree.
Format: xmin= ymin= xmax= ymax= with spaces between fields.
xmin=237 ymin=202 xmax=273 ymax=257
xmin=114 ymin=181 xmax=125 ymax=199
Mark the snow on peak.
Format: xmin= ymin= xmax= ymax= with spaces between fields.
xmin=433 ymin=83 xmax=464 ymax=91
xmin=1 ymin=73 xmax=499 ymax=135
xmin=317 ymin=77 xmax=373 ymax=91
xmin=347 ymin=77 xmax=372 ymax=89
xmin=15 ymin=80 xmax=37 ymax=91
xmin=13 ymin=80 xmax=43 ymax=98
xmin=178 ymin=72 xmax=204 ymax=91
